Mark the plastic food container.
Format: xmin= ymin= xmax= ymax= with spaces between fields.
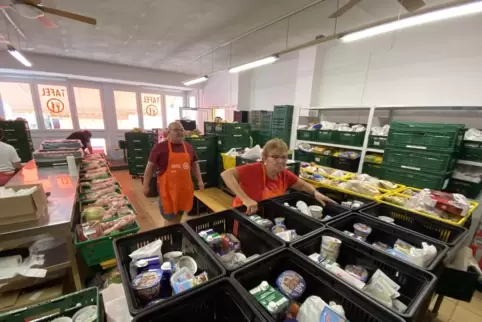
xmin=132 ymin=270 xmax=162 ymax=301
xmin=72 ymin=305 xmax=97 ymax=322
xmin=353 ymin=223 xmax=372 ymax=240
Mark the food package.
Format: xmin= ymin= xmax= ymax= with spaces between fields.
xmin=102 ymin=215 xmax=135 ymax=235
xmin=297 ymin=296 xmax=347 ymax=322
xmin=464 ymin=128 xmax=482 ymax=141
xmin=453 ymin=164 xmax=482 ymax=183
xmin=276 ymin=270 xmax=307 ymax=300
xmin=82 ymin=207 xmax=105 ymax=222
xmin=422 ymin=190 xmax=470 ymax=217
xmin=323 ymin=261 xmax=366 ymax=290
xmin=241 ymin=145 xmax=262 ymax=160
xmin=383 ymin=195 xmax=406 ymax=206
xmin=320 ymin=236 xmax=342 ymax=261
xmin=129 ymin=240 xmax=163 ymax=262
xmin=84 ymin=186 xmax=119 ymax=200
xmin=76 ymin=221 xmax=103 ymax=241
xmin=408 ymin=242 xmax=437 ymax=268
xmin=339 ymin=181 xmax=380 ymax=197
xmin=363 ymin=269 xmax=402 ymax=310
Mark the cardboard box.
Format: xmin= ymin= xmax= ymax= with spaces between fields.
xmin=0 ymin=184 xmax=48 ymax=225
xmin=422 ymin=190 xmax=469 ymax=217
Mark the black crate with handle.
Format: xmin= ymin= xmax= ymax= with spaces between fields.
xmin=231 ymin=249 xmax=404 ymax=322
xmin=185 ymin=209 xmax=285 ymax=273
xmin=132 ymin=278 xmax=267 ymax=322
xmin=235 ymin=199 xmax=325 ymax=245
xmin=113 ymin=224 xmax=226 ymax=316
xmin=327 ymin=212 xmax=448 ymax=273
xmin=291 ymin=228 xmax=437 ymax=322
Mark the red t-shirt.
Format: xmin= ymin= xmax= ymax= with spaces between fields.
xmin=149 ymin=141 xmax=198 ymax=176
xmin=234 ymin=162 xmax=298 ymax=203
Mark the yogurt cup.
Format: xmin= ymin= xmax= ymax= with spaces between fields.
xmin=72 ymin=305 xmax=97 ymax=322
xmin=353 ymin=223 xmax=372 ymax=241
xmin=132 ymin=270 xmax=161 ymax=301
xmin=308 ymin=205 xmax=323 ymax=219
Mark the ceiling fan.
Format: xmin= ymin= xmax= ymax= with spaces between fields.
xmin=0 ymin=0 xmax=96 ymax=28
xmin=329 ymin=0 xmax=426 ymax=18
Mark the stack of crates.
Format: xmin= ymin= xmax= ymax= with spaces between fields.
xmin=249 ymin=111 xmax=262 ymax=146
xmin=271 ymin=105 xmax=294 ymax=146
xmin=125 ymin=132 xmax=154 ymax=177
xmin=0 ymin=120 xmax=34 ymax=162
xmin=259 ymin=111 xmax=273 ymax=147
xmin=381 ymin=122 xmax=464 ymax=190
xmin=185 ymin=135 xmax=218 ymax=189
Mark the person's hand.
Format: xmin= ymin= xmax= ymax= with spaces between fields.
xmin=243 ymin=198 xmax=258 ymax=215
xmin=143 ymin=185 xmax=150 ymax=197
xmin=198 ymin=182 xmax=205 ymax=191
xmin=314 ymin=191 xmax=336 ymax=206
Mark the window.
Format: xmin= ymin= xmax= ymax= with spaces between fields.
xmin=141 ymin=93 xmax=162 ymax=130
xmin=189 ymin=96 xmax=196 ymax=108
xmin=114 ymin=91 xmax=138 ymax=129
xmin=165 ymin=95 xmax=183 ymax=125
xmin=214 ymin=108 xmax=226 ymax=120
xmin=0 ymin=82 xmax=38 ymax=129
xmin=91 ymin=138 xmax=107 ymax=154
xmin=74 ymin=87 xmax=104 ymax=129
xmin=38 ymin=84 xmax=73 ymax=129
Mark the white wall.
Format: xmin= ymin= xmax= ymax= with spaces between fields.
xmin=238 ymin=52 xmax=299 ymax=111
xmin=201 ymin=71 xmax=238 ymax=108
xmin=0 ymin=52 xmax=194 ymax=90
xmin=313 ymin=15 xmax=482 ymax=107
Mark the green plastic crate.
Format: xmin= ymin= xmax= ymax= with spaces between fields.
xmin=75 ymin=206 xmax=140 ymax=266
xmin=314 ymin=130 xmax=332 ymax=143
xmin=333 ymin=131 xmax=365 ymax=146
xmin=461 ymin=140 xmax=482 ymax=162
xmin=0 ymin=287 xmax=101 ymax=322
xmin=387 ymin=122 xmax=465 ymax=152
xmin=185 ymin=135 xmax=217 ymax=150
xmin=294 ymin=149 xmax=314 ymax=163
xmin=203 ymin=121 xmax=216 ymax=134
xmin=296 ymin=130 xmax=315 ymax=141
xmin=363 ymin=162 xmax=384 ymax=178
xmin=381 ymin=166 xmax=452 ymax=190
xmin=313 ymin=153 xmax=332 ymax=167
xmin=236 ymin=156 xmax=258 ymax=166
xmin=368 ymin=135 xmax=387 ymax=149
xmin=286 ymin=160 xmax=301 ymax=175
xmin=383 ymin=148 xmax=457 ymax=173
xmin=446 ymin=178 xmax=482 ymax=199
xmin=217 ymin=135 xmax=250 ymax=152
xmin=213 ymin=123 xmax=251 ymax=135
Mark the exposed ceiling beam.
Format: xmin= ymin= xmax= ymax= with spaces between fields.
xmin=1 ymin=8 xmax=28 ymax=40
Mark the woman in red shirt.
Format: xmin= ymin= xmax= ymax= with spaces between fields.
xmin=221 ymin=138 xmax=332 ymax=214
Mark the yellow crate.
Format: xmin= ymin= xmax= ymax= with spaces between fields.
xmin=221 ymin=153 xmax=236 ymax=170
xmin=300 ymin=167 xmax=354 ymax=181
xmin=309 ymin=179 xmax=391 ymax=201
xmin=300 ymin=177 xmax=324 ymax=188
xmin=379 ymin=189 xmax=479 ymax=227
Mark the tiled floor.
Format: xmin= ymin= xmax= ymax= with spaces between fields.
xmin=113 ymin=170 xmax=482 ymax=322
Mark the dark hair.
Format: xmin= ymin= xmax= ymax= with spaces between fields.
xmin=83 ymin=130 xmax=92 ymax=138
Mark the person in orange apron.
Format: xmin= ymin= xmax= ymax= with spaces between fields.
xmin=143 ymin=122 xmax=203 ymax=222
xmin=222 ymin=138 xmax=333 ymax=214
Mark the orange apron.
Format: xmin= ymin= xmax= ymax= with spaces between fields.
xmin=232 ymin=165 xmax=286 ymax=207
xmin=158 ymin=141 xmax=194 ymax=216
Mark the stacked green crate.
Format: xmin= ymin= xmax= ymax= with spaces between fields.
xmin=381 ymin=122 xmax=464 ymax=190
xmin=125 ymin=132 xmax=153 ymax=176
xmin=271 ymin=105 xmax=294 ymax=146
xmin=259 ymin=111 xmax=273 ymax=147
xmin=185 ymin=135 xmax=218 ymax=189
xmin=0 ymin=120 xmax=34 ymax=162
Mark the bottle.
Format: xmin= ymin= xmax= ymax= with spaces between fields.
xmin=159 ymin=262 xmax=172 ymax=298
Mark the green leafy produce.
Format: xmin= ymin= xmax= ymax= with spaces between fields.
xmin=82 ymin=207 xmax=105 ymax=222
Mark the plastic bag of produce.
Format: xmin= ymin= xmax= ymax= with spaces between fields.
xmin=82 ymin=207 xmax=105 ymax=222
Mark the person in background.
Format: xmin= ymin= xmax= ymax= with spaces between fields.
xmin=221 ymin=138 xmax=334 ymax=214
xmin=143 ymin=122 xmax=204 ymax=222
xmin=0 ymin=129 xmax=22 ymax=186
xmin=66 ymin=130 xmax=93 ymax=154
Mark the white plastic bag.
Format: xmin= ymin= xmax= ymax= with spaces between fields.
xmin=408 ymin=242 xmax=437 ymax=268
xmin=241 ymin=145 xmax=262 ymax=160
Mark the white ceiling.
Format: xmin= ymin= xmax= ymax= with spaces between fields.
xmin=0 ymin=0 xmax=456 ymax=75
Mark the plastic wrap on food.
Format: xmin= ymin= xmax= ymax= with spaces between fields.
xmin=34 ymin=148 xmax=84 ymax=159
xmin=84 ymin=186 xmax=119 ymax=200
xmin=370 ymin=125 xmax=390 ymax=136
xmin=464 ymin=128 xmax=482 ymax=142
xmin=40 ymin=139 xmax=83 ymax=150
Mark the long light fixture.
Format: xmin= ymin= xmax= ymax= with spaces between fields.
xmin=341 ymin=1 xmax=482 ymax=43
xmin=229 ymin=55 xmax=279 ymax=73
xmin=7 ymin=45 xmax=32 ymax=67
xmin=183 ymin=76 xmax=208 ymax=86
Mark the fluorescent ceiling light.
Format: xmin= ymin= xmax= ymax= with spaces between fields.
xmin=341 ymin=1 xmax=482 ymax=42
xmin=183 ymin=76 xmax=208 ymax=86
xmin=229 ymin=56 xmax=279 ymax=73
xmin=7 ymin=45 xmax=32 ymax=67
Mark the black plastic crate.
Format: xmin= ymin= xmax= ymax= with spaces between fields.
xmin=327 ymin=212 xmax=448 ymax=273
xmin=185 ymin=210 xmax=285 ymax=272
xmin=133 ymin=278 xmax=266 ymax=322
xmin=332 ymin=156 xmax=360 ymax=172
xmin=291 ymin=228 xmax=437 ymax=321
xmin=272 ymin=192 xmax=350 ymax=223
xmin=231 ymin=249 xmax=404 ymax=322
xmin=113 ymin=224 xmax=226 ymax=316
xmin=316 ymin=186 xmax=376 ymax=211
xmin=235 ymin=199 xmax=324 ymax=245
xmin=360 ymin=203 xmax=468 ymax=247
xmin=369 ymin=135 xmax=387 ymax=149
xmin=294 ymin=149 xmax=314 ymax=163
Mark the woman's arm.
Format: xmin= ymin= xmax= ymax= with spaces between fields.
xmin=221 ymin=168 xmax=258 ymax=214
xmin=291 ymin=178 xmax=335 ymax=205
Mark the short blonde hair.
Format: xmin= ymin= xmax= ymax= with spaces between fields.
xmin=262 ymin=138 xmax=288 ymax=160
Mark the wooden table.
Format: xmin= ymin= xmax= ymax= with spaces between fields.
xmin=194 ymin=187 xmax=234 ymax=213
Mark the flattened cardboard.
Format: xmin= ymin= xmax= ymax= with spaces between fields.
xmin=0 ymin=184 xmax=48 ymax=225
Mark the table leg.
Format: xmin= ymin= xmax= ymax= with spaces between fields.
xmin=65 ymin=234 xmax=82 ymax=290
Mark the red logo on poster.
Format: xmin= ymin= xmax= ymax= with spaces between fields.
xmin=46 ymin=98 xmax=65 ymax=113
xmin=145 ymin=104 xmax=158 ymax=116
